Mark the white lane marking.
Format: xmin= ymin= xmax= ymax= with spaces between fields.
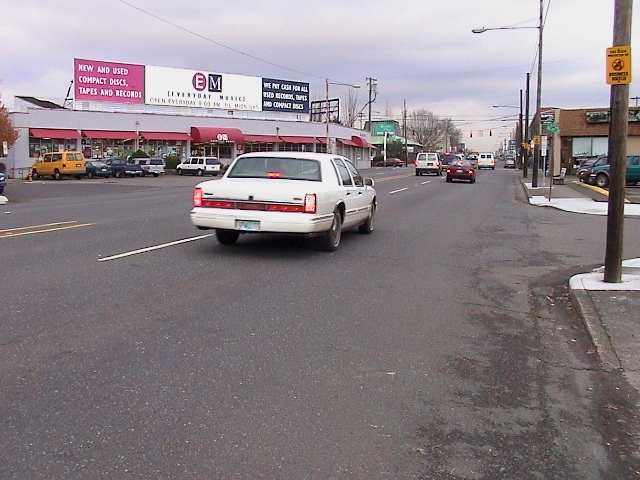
xmin=98 ymin=234 xmax=213 ymax=262
xmin=421 ymin=181 xmax=431 ymax=185
xmin=389 ymin=188 xmax=408 ymax=194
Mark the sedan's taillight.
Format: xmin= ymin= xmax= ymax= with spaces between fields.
xmin=304 ymin=194 xmax=316 ymax=213
xmin=193 ymin=188 xmax=203 ymax=207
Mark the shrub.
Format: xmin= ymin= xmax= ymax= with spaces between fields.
xmin=164 ymin=155 xmax=181 ymax=170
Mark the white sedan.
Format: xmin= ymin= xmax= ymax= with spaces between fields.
xmin=190 ymin=152 xmax=377 ymax=251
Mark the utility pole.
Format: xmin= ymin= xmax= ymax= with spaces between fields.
xmin=524 ymin=73 xmax=530 ymax=178
xmin=531 ymin=0 xmax=543 ymax=188
xmin=519 ymin=88 xmax=524 ymax=172
xmin=403 ymin=99 xmax=408 ymax=162
xmin=604 ymin=0 xmax=633 ymax=283
xmin=367 ymin=77 xmax=377 ymax=135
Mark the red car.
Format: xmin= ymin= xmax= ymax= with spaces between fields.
xmin=375 ymin=157 xmax=407 ymax=167
xmin=446 ymin=160 xmax=476 ymax=183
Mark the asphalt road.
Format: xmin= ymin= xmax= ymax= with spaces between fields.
xmin=2 ymin=167 xmax=640 ymax=478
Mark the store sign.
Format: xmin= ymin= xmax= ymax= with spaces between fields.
xmin=74 ymin=58 xmax=144 ymax=104
xmin=262 ymin=78 xmax=310 ymax=113
xmin=145 ymin=65 xmax=262 ymax=111
xmin=73 ymin=58 xmax=307 ymax=114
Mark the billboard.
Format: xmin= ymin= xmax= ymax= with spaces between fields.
xmin=73 ymin=58 xmax=310 ymax=114
xmin=74 ymin=58 xmax=144 ymax=104
xmin=145 ymin=65 xmax=262 ymax=111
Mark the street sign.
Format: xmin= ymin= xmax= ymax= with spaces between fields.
xmin=606 ymin=46 xmax=632 ymax=85
xmin=546 ymin=123 xmax=560 ymax=134
xmin=2 ymin=141 xmax=7 ymax=155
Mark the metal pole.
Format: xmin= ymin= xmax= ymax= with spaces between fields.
xmin=519 ymin=89 xmax=524 ymax=173
xmin=524 ymin=73 xmax=530 ymax=178
xmin=325 ymin=78 xmax=330 ymax=154
xmin=604 ymin=0 xmax=633 ymax=283
xmin=532 ymin=0 xmax=543 ymax=188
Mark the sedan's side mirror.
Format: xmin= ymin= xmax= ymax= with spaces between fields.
xmin=364 ymin=178 xmax=374 ymax=187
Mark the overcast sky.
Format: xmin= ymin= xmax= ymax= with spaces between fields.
xmin=1 ymin=0 xmax=638 ymax=151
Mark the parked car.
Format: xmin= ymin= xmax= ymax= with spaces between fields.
xmin=190 ymin=152 xmax=377 ymax=251
xmin=414 ymin=152 xmax=442 ymax=176
xmin=477 ymin=152 xmax=496 ymax=170
xmin=577 ymin=156 xmax=607 ymax=183
xmin=177 ymin=156 xmax=222 ymax=176
xmin=504 ymin=156 xmax=516 ymax=168
xmin=86 ymin=160 xmax=112 ymax=178
xmin=588 ymin=154 xmax=640 ymax=188
xmin=104 ymin=157 xmax=143 ymax=178
xmin=30 ymin=151 xmax=86 ymax=180
xmin=0 ymin=171 xmax=5 ymax=194
xmin=446 ymin=160 xmax=476 ymax=183
xmin=135 ymin=157 xmax=166 ymax=177
xmin=375 ymin=157 xmax=406 ymax=167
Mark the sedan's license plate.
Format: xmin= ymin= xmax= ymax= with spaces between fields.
xmin=236 ymin=220 xmax=260 ymax=231
xmin=457 ymin=169 xmax=464 ymax=173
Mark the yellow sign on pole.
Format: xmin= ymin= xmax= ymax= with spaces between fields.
xmin=606 ymin=46 xmax=632 ymax=85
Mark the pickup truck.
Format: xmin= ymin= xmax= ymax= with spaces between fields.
xmin=588 ymin=154 xmax=640 ymax=188
xmin=105 ymin=157 xmax=143 ymax=178
xmin=134 ymin=157 xmax=166 ymax=177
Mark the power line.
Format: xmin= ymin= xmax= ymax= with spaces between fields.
xmin=116 ymin=0 xmax=325 ymax=81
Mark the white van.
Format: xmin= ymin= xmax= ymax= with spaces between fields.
xmin=414 ymin=152 xmax=442 ymax=176
xmin=176 ymin=157 xmax=222 ymax=176
xmin=477 ymin=152 xmax=495 ymax=170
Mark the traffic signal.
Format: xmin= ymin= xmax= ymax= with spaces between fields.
xmin=470 ymin=131 xmax=473 ymax=138
xmin=489 ymin=130 xmax=492 ymax=136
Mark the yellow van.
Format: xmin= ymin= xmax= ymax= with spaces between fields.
xmin=31 ymin=151 xmax=87 ymax=180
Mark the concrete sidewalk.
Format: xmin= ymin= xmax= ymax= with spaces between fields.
xmin=521 ymin=176 xmax=640 ymax=393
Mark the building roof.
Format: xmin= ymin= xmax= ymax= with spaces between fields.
xmin=15 ymin=96 xmax=66 ymax=109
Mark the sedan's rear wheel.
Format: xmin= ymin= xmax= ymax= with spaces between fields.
xmin=358 ymin=203 xmax=375 ymax=234
xmin=317 ymin=210 xmax=342 ymax=251
xmin=216 ymin=229 xmax=239 ymax=245
xmin=87 ymin=171 xmax=94 ymax=179
xmin=595 ymin=173 xmax=610 ymax=188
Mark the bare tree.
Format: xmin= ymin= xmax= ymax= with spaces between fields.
xmin=407 ymin=109 xmax=462 ymax=151
xmin=342 ymin=89 xmax=359 ymax=127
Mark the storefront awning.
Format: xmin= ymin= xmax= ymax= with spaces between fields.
xmin=337 ymin=138 xmax=360 ymax=147
xmin=82 ymin=130 xmax=138 ymax=140
xmin=190 ymin=127 xmax=244 ymax=143
xmin=279 ymin=136 xmax=321 ymax=144
xmin=350 ymin=135 xmax=373 ymax=148
xmin=30 ymin=128 xmax=80 ymax=139
xmin=243 ymin=135 xmax=280 ymax=143
xmin=140 ymin=132 xmax=192 ymax=141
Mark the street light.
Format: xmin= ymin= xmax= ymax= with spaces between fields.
xmin=473 ymin=0 xmax=544 ymax=187
xmin=325 ymin=78 xmax=360 ymax=154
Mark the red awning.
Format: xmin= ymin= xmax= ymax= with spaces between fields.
xmin=190 ymin=127 xmax=244 ymax=143
xmin=350 ymin=135 xmax=373 ymax=148
xmin=243 ymin=135 xmax=280 ymax=143
xmin=30 ymin=128 xmax=80 ymax=139
xmin=279 ymin=136 xmax=321 ymax=144
xmin=82 ymin=130 xmax=138 ymax=140
xmin=337 ymin=138 xmax=360 ymax=147
xmin=140 ymin=132 xmax=192 ymax=141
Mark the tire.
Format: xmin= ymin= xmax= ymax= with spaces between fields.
xmin=415 ymin=171 xmax=420 ymax=176
xmin=140 ymin=170 xmax=146 ymax=177
xmin=114 ymin=170 xmax=123 ymax=178
xmin=446 ymin=176 xmax=452 ymax=183
xmin=177 ymin=168 xmax=183 ymax=176
xmin=153 ymin=173 xmax=159 ymax=177
xmin=54 ymin=169 xmax=62 ymax=180
xmin=196 ymin=169 xmax=203 ymax=176
xmin=87 ymin=171 xmax=93 ymax=179
xmin=216 ymin=229 xmax=239 ymax=245
xmin=317 ymin=209 xmax=342 ymax=251
xmin=358 ymin=203 xmax=375 ymax=234
xmin=595 ymin=173 xmax=609 ymax=188
xmin=32 ymin=170 xmax=39 ymax=180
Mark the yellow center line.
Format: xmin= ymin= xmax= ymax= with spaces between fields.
xmin=0 ymin=222 xmax=93 ymax=238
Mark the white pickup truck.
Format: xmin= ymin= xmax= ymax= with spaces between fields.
xmin=134 ymin=158 xmax=166 ymax=177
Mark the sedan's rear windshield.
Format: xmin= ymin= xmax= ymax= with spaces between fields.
xmin=227 ymin=157 xmax=321 ymax=181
